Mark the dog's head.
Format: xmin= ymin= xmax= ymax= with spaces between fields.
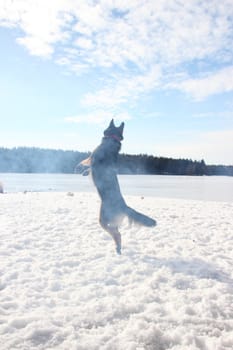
xmin=104 ymin=119 xmax=125 ymax=142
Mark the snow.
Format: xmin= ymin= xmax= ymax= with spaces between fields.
xmin=1 ymin=191 xmax=233 ymax=349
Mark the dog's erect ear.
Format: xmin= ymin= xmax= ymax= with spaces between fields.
xmin=109 ymin=119 xmax=115 ymax=127
xmin=118 ymin=122 xmax=124 ymax=135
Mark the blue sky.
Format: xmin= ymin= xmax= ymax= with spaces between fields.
xmin=0 ymin=0 xmax=233 ymax=165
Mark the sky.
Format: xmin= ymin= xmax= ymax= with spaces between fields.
xmin=0 ymin=0 xmax=233 ymax=165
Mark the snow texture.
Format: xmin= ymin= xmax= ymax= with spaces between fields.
xmin=0 ymin=192 xmax=233 ymax=349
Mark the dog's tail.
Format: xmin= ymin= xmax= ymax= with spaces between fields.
xmin=125 ymin=206 xmax=156 ymax=227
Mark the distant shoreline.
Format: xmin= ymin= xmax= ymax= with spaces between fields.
xmin=0 ymin=146 xmax=232 ymax=176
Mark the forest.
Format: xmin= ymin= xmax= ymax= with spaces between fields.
xmin=0 ymin=147 xmax=232 ymax=176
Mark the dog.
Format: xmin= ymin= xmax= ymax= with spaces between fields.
xmin=79 ymin=119 xmax=156 ymax=254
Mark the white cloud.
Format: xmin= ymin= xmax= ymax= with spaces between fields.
xmin=0 ymin=0 xmax=233 ymax=106
xmin=1 ymin=0 xmax=232 ymax=67
xmin=0 ymin=0 xmax=72 ymax=57
xmin=82 ymin=66 xmax=162 ymax=109
xmin=74 ymin=37 xmax=93 ymax=50
xmin=171 ymin=66 xmax=233 ymax=100
xmin=17 ymin=36 xmax=54 ymax=57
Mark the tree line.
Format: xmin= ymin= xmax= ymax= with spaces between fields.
xmin=0 ymin=147 xmax=232 ymax=176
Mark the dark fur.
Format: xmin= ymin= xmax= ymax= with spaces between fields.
xmin=87 ymin=119 xmax=156 ymax=254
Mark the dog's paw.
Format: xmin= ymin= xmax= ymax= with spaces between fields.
xmin=116 ymin=246 xmax=121 ymax=255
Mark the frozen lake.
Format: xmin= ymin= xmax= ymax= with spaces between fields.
xmin=1 ymin=173 xmax=232 ymax=202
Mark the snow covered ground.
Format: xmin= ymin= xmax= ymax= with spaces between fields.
xmin=1 ymin=192 xmax=233 ymax=349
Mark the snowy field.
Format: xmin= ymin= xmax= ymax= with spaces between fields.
xmin=1 ymin=191 xmax=233 ymax=349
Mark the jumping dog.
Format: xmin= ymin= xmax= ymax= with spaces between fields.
xmin=79 ymin=119 xmax=156 ymax=254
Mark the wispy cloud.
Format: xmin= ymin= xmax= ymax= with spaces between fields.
xmin=64 ymin=111 xmax=132 ymax=125
xmin=170 ymin=66 xmax=233 ymax=101
xmin=82 ymin=66 xmax=162 ymax=109
xmin=1 ymin=0 xmax=233 ymax=111
xmin=192 ymin=111 xmax=233 ymax=119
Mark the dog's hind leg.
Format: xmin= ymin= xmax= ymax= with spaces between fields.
xmin=107 ymin=226 xmax=121 ymax=255
xmin=99 ymin=205 xmax=122 ymax=254
xmin=100 ymin=219 xmax=122 ymax=254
